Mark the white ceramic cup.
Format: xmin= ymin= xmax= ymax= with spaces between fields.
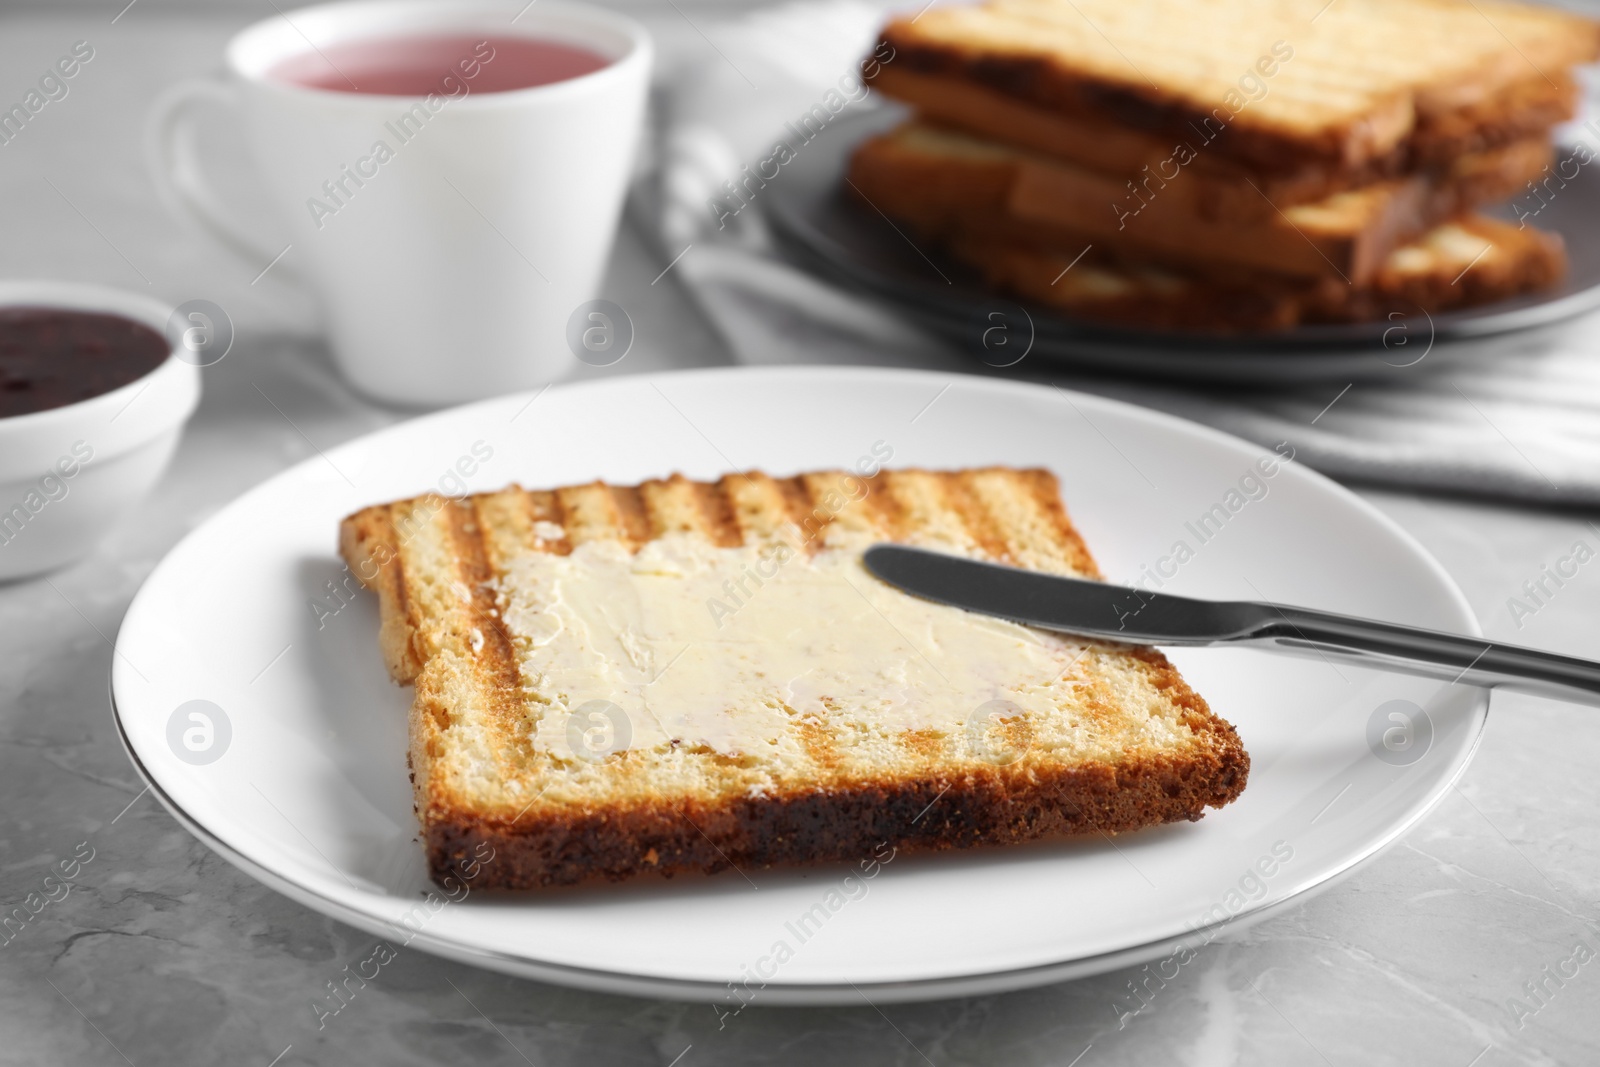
xmin=146 ymin=0 xmax=651 ymax=406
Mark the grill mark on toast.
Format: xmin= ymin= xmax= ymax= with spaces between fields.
xmin=517 ymin=489 xmax=571 ymax=556
xmin=338 ymin=503 xmax=422 ymax=682
xmin=389 ymin=511 xmax=416 ymax=681
xmin=447 ymin=499 xmax=527 ymax=742
xmin=639 ymin=475 xmax=705 ymax=540
xmin=390 ymin=496 xmax=461 ymax=736
xmin=785 ymin=474 xmax=844 ymax=551
xmin=883 ymin=470 xmax=980 ymax=552
xmin=961 ymin=468 xmax=1101 ymax=578
xmin=721 ymin=472 xmax=791 ymax=544
xmin=690 ymin=478 xmax=743 ymax=547
xmin=944 ymin=471 xmax=1014 ymax=563
xmin=773 ymin=476 xmax=820 ymax=551
xmin=464 ymin=493 xmax=527 ymax=626
xmin=350 ymin=503 xmax=405 ymax=603
xmin=858 ymin=472 xmax=907 ymax=540
xmin=393 ymin=496 xmax=464 ymax=671
xmin=608 ymin=484 xmax=652 ymax=548
xmin=800 ymin=471 xmax=874 ymax=542
xmin=557 ymin=482 xmax=627 ymax=546
xmin=525 ymin=489 xmax=558 ymax=523
xmin=377 ymin=505 xmax=411 ymax=626
xmin=474 ymin=488 xmax=535 ymax=573
xmin=1025 ymin=469 xmax=1101 ymax=578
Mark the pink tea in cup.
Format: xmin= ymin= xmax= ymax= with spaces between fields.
xmin=268 ymin=33 xmax=609 ymax=95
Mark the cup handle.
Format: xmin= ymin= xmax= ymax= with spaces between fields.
xmin=145 ymin=77 xmax=294 ymax=275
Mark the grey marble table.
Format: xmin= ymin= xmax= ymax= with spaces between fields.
xmin=3 ymin=8 xmax=1600 ymax=1066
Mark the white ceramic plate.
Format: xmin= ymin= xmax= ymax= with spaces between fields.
xmin=112 ymin=366 xmax=1487 ymax=1004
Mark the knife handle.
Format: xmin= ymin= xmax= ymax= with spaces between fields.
xmin=1245 ymin=605 xmax=1600 ymax=704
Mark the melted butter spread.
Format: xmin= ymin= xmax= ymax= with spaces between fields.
xmin=494 ymin=531 xmax=1089 ymax=759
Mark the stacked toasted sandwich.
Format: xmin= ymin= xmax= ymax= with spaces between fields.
xmin=853 ymin=0 xmax=1600 ymax=331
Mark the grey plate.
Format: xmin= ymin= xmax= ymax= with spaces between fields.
xmin=763 ymin=108 xmax=1600 ymax=382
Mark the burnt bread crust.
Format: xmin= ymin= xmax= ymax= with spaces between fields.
xmin=429 ymin=713 xmax=1249 ymax=890
xmin=341 ymin=468 xmax=1250 ymax=890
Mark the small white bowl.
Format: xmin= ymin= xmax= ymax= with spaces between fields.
xmin=0 ymin=281 xmax=200 ymax=580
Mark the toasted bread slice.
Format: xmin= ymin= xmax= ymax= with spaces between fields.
xmin=340 ymin=469 xmax=1249 ymax=889
xmin=847 ymin=121 xmax=1551 ymax=283
xmin=869 ymin=65 xmax=1573 ymax=215
xmin=878 ymin=0 xmax=1599 ymax=173
xmin=950 ymin=215 xmax=1565 ymax=331
xmin=1369 ymin=215 xmax=1566 ymax=312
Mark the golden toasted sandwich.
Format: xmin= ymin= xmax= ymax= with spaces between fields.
xmin=947 ymin=216 xmax=1565 ymax=331
xmin=848 ymin=120 xmax=1553 ymax=284
xmin=874 ymin=0 xmax=1599 ymax=174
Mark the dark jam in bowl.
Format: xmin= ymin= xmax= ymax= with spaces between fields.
xmin=0 ymin=307 xmax=170 ymax=418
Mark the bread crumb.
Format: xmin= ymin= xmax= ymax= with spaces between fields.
xmin=643 ymin=848 xmax=659 ymax=865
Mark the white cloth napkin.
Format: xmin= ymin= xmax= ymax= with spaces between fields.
xmin=644 ymin=0 xmax=1600 ymax=507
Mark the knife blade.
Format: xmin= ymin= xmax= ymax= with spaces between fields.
xmin=862 ymin=543 xmax=1600 ymax=705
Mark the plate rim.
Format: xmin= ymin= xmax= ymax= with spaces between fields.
xmin=110 ymin=364 xmax=1492 ymax=1003
xmin=112 ymin=682 xmax=1490 ymax=1005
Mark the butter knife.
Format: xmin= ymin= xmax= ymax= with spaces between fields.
xmin=863 ymin=544 xmax=1600 ymax=705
